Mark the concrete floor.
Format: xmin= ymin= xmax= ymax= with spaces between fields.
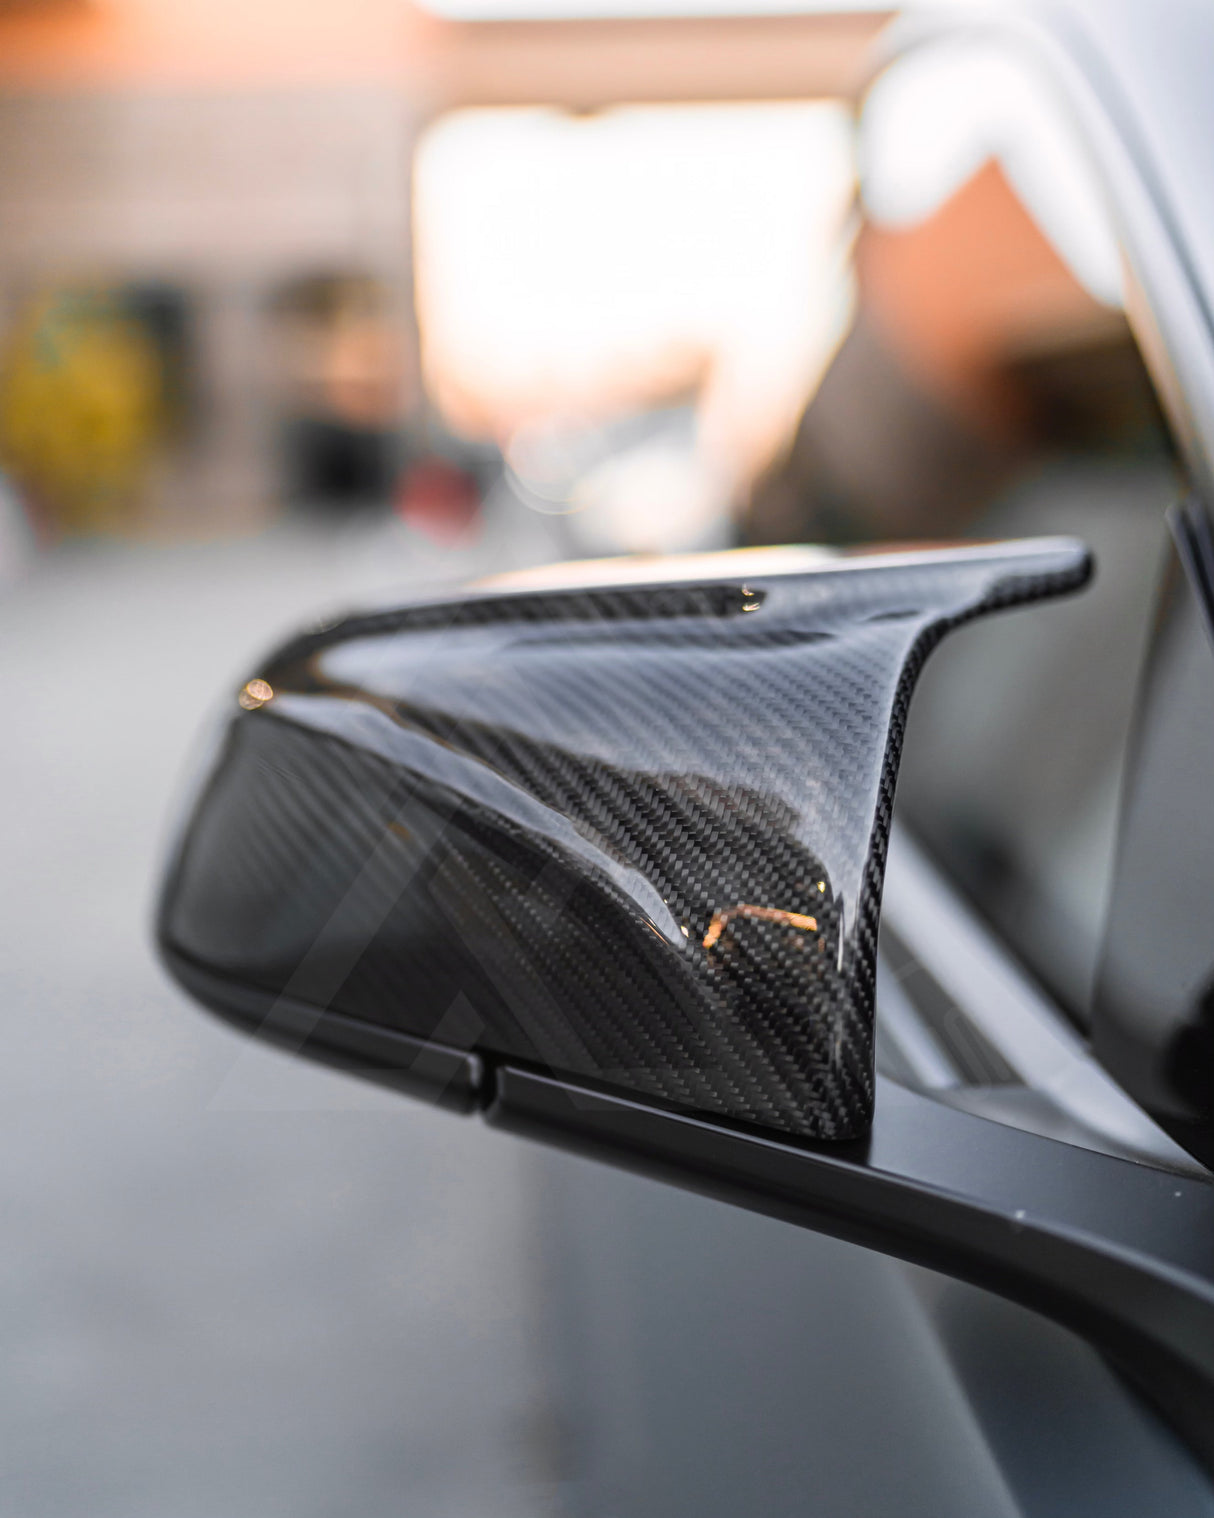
xmin=0 ymin=511 xmax=566 ymax=1518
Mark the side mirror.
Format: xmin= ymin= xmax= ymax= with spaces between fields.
xmin=157 ymin=538 xmax=1214 ymax=1469
xmin=157 ymin=538 xmax=1086 ymax=1143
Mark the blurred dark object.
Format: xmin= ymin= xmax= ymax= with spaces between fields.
xmin=285 ymin=416 xmax=400 ymax=507
xmin=121 ymin=281 xmax=194 ymax=436
xmin=269 ymin=272 xmax=409 ymax=510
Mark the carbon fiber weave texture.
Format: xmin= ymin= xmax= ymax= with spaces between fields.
xmin=160 ymin=541 xmax=1088 ymax=1141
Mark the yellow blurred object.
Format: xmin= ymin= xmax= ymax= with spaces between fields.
xmin=0 ymin=290 xmax=165 ymax=536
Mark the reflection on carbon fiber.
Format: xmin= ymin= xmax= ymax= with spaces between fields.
xmin=166 ymin=715 xmax=847 ymax=1129
xmin=161 ymin=541 xmax=1089 ymax=1142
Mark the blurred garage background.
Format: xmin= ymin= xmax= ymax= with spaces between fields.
xmin=7 ymin=1 xmax=1165 ymax=1514
xmin=0 ymin=3 xmax=894 ymax=1512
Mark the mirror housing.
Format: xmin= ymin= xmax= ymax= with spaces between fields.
xmin=158 ymin=539 xmax=1087 ymax=1144
xmin=158 ymin=540 xmax=1214 ymax=1480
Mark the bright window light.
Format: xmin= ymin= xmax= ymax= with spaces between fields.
xmin=413 ymin=102 xmax=855 ymax=477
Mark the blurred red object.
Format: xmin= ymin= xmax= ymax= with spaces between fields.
xmin=394 ymin=456 xmax=482 ymax=544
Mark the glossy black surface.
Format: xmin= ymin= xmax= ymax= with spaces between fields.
xmin=1095 ymin=503 xmax=1214 ymax=1165
xmin=158 ymin=539 xmax=1087 ymax=1143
